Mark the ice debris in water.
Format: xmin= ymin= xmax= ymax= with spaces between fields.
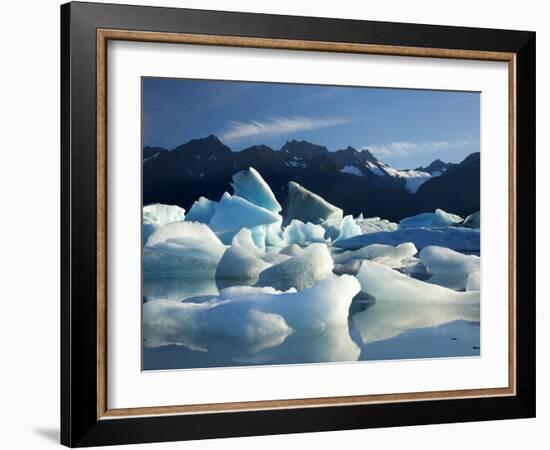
xmin=334 ymin=226 xmax=480 ymax=251
xmin=356 ymin=259 xmax=479 ymax=304
xmin=143 ymin=203 xmax=186 ymax=242
xmin=256 ymin=243 xmax=334 ymax=291
xmin=231 ymin=167 xmax=282 ymax=213
xmin=209 ymin=192 xmax=281 ymax=245
xmin=145 ymin=274 xmax=361 ymax=344
xmin=143 ymin=221 xmax=226 ymax=276
xmin=283 ymin=181 xmax=343 ymax=226
xmin=282 ymin=219 xmax=328 ymax=247
xmin=419 ymin=246 xmax=480 ymax=290
xmin=334 ymin=215 xmax=362 ymax=243
xmin=399 ymin=209 xmax=463 ymax=229
xmin=186 ymin=196 xmax=217 ymax=223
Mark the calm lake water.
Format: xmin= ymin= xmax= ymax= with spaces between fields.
xmin=142 ymin=275 xmax=480 ymax=371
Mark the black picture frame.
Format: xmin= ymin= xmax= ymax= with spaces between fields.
xmin=61 ymin=1 xmax=536 ymax=447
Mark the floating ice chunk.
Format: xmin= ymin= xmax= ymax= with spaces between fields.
xmin=186 ymin=196 xmax=217 ymax=223
xmin=283 ymin=181 xmax=343 ymax=225
xmin=215 ymin=229 xmax=271 ymax=282
xmin=399 ymin=209 xmax=463 ymax=229
xmin=420 ymin=246 xmax=480 ymax=290
xmin=462 ymin=211 xmax=481 ymax=229
xmin=143 ymin=203 xmax=186 ymax=242
xmin=334 ymin=215 xmax=362 ymax=243
xmin=354 ymin=215 xmax=398 ymax=234
xmin=399 ymin=212 xmax=434 ymax=228
xmin=143 ymin=222 xmax=226 ymax=276
xmin=242 ymin=275 xmax=361 ymax=330
xmin=334 ymin=242 xmax=418 ymax=269
xmin=352 ymin=301 xmax=480 ymax=345
xmin=143 ymin=298 xmax=293 ymax=353
xmin=432 ymin=209 xmax=463 ymax=227
xmin=209 ymin=192 xmax=281 ymax=244
xmin=334 ymin=227 xmax=480 ymax=251
xmin=282 ymin=220 xmax=328 ymax=247
xmin=466 ymin=271 xmax=480 ymax=291
xmin=143 ymin=203 xmax=186 ymax=225
xmin=256 ymin=243 xmax=334 ymax=291
xmin=356 ymin=259 xmax=479 ymax=304
xmin=230 ymin=167 xmax=282 ymax=213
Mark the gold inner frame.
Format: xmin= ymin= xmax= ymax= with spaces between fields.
xmin=96 ymin=29 xmax=517 ymax=420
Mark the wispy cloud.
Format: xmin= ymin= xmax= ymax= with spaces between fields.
xmin=366 ymin=137 xmax=472 ymax=157
xmin=220 ymin=116 xmax=348 ymax=143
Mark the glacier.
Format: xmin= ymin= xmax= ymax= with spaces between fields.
xmin=462 ymin=211 xmax=481 ymax=229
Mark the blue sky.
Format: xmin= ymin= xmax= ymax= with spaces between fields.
xmin=143 ymin=77 xmax=479 ymax=169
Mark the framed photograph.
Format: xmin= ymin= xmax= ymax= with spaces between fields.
xmin=61 ymin=1 xmax=536 ymax=447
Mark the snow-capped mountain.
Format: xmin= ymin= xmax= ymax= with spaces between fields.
xmin=143 ymin=136 xmax=479 ymax=221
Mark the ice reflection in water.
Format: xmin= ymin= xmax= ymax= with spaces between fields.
xmin=142 ymin=276 xmax=480 ymax=370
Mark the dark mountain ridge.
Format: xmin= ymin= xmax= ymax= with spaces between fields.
xmin=143 ymin=136 xmax=480 ymax=221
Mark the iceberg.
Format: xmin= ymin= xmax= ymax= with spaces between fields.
xmin=209 ymin=192 xmax=281 ymax=245
xmin=334 ymin=215 xmax=362 ymax=243
xmin=356 ymin=259 xmax=480 ymax=304
xmin=143 ymin=203 xmax=186 ymax=242
xmin=283 ymin=181 xmax=343 ymax=225
xmin=186 ymin=196 xmax=217 ymax=223
xmin=462 ymin=211 xmax=481 ymax=229
xmin=354 ymin=215 xmax=398 ymax=234
xmin=143 ymin=203 xmax=186 ymax=225
xmin=143 ymin=221 xmax=226 ymax=276
xmin=230 ymin=167 xmax=282 ymax=213
xmin=334 ymin=242 xmax=418 ymax=269
xmin=399 ymin=209 xmax=463 ymax=229
xmin=256 ymin=243 xmax=334 ymax=291
xmin=144 ymin=274 xmax=361 ymax=351
xmin=432 ymin=209 xmax=463 ymax=227
xmin=282 ymin=219 xmax=328 ymax=247
xmin=143 ymin=297 xmax=293 ymax=354
xmin=334 ymin=227 xmax=480 ymax=251
xmin=419 ymin=246 xmax=480 ymax=290
xmin=215 ymin=229 xmax=271 ymax=282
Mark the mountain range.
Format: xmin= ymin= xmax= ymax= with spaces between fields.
xmin=143 ymin=135 xmax=479 ymax=221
